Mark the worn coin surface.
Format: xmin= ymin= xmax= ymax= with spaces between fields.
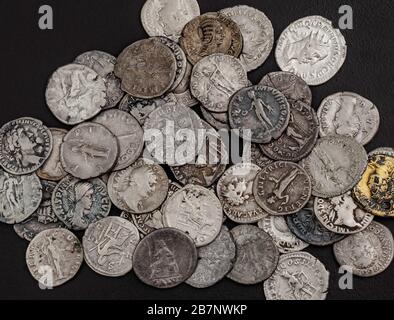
xmin=173 ymin=61 xmax=193 ymax=94
xmin=221 ymin=5 xmax=274 ymax=72
xmin=275 ymin=16 xmax=347 ymax=86
xmin=241 ymin=143 xmax=273 ymax=168
xmin=258 ymin=215 xmax=309 ymax=253
xmin=368 ymin=148 xmax=394 ymax=158
xmin=317 ymin=92 xmax=380 ymax=145
xmin=264 ymin=252 xmax=329 ymax=300
xmin=191 ymin=54 xmax=248 ymax=113
xmin=26 ymin=228 xmax=83 ymax=287
xmin=0 ymin=117 xmax=52 ymax=175
xmin=163 ymin=185 xmax=223 ymax=247
xmin=93 ymin=109 xmax=144 ymax=171
xmin=114 ymin=38 xmax=177 ymax=99
xmin=83 ymin=216 xmax=140 ymax=277
xmin=46 ymin=64 xmax=107 ymax=125
xmin=186 ymin=226 xmax=236 ymax=288
xmin=217 ymin=163 xmax=266 ymax=224
xmin=227 ymin=225 xmax=279 ymax=285
xmin=133 ymin=227 xmax=197 ymax=288
xmin=301 ymin=135 xmax=368 ymax=198
xmin=259 ymin=101 xmax=319 ymax=161
xmin=259 ymin=71 xmax=312 ymax=106
xmin=314 ymin=192 xmax=374 ymax=234
xmin=60 ymin=122 xmax=118 ymax=179
xmin=141 ymin=0 xmax=200 ymax=42
xmin=52 ymin=176 xmax=111 ymax=231
xmin=200 ymin=106 xmax=230 ymax=131
xmin=108 ymin=159 xmax=169 ymax=213
xmin=229 ymin=85 xmax=290 ymax=143
xmin=334 ymin=222 xmax=394 ymax=277
xmin=0 ymin=169 xmax=42 ymax=224
xmin=254 ymin=161 xmax=312 ymax=216
xmin=75 ymin=50 xmax=124 ymax=109
xmin=180 ymin=12 xmax=243 ymax=65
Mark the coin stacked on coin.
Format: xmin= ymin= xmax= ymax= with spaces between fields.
xmin=0 ymin=0 xmax=392 ymax=300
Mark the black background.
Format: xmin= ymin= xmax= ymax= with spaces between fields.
xmin=0 ymin=0 xmax=393 ymax=300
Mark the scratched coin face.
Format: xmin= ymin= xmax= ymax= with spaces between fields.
xmin=83 ymin=216 xmax=140 ymax=277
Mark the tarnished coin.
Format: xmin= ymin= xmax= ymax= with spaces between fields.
xmin=314 ymin=192 xmax=374 ymax=234
xmin=217 ymin=163 xmax=266 ymax=224
xmin=229 ymin=85 xmax=290 ymax=143
xmin=258 ymin=215 xmax=309 ymax=253
xmin=26 ymin=228 xmax=83 ymax=287
xmin=259 ymin=100 xmax=319 ymax=161
xmin=200 ymin=106 xmax=230 ymax=131
xmin=186 ymin=226 xmax=236 ymax=288
xmin=0 ymin=117 xmax=52 ymax=175
xmin=352 ymin=154 xmax=394 ymax=217
xmin=253 ymin=161 xmax=312 ymax=216
xmin=286 ymin=198 xmax=345 ymax=246
xmin=163 ymin=185 xmax=223 ymax=247
xmin=52 ymin=176 xmax=111 ymax=231
xmin=37 ymin=128 xmax=67 ymax=181
xmin=108 ymin=159 xmax=169 ymax=213
xmin=275 ymin=16 xmax=347 ymax=86
xmin=264 ymin=252 xmax=329 ymax=300
xmin=0 ymin=169 xmax=42 ymax=224
xmin=74 ymin=50 xmax=124 ymax=109
xmin=334 ymin=222 xmax=394 ymax=277
xmin=14 ymin=180 xmax=64 ymax=241
xmin=133 ymin=227 xmax=197 ymax=288
xmin=301 ymin=135 xmax=368 ymax=198
xmin=141 ymin=0 xmax=200 ymax=42
xmin=227 ymin=225 xmax=279 ymax=285
xmin=259 ymin=71 xmax=312 ymax=106
xmin=180 ymin=12 xmax=243 ymax=65
xmin=114 ymin=38 xmax=177 ymax=99
xmin=174 ymin=90 xmax=199 ymax=108
xmin=191 ymin=54 xmax=248 ymax=113
xmin=46 ymin=64 xmax=107 ymax=125
xmin=60 ymin=122 xmax=118 ymax=179
xmin=368 ymin=147 xmax=394 ymax=157
xmin=241 ymin=143 xmax=273 ymax=168
xmin=221 ymin=5 xmax=274 ymax=72
xmin=173 ymin=61 xmax=193 ymax=94
xmin=83 ymin=216 xmax=140 ymax=277
xmin=317 ymin=92 xmax=380 ymax=145
xmin=210 ymin=112 xmax=228 ymax=123
xmin=92 ymin=110 xmax=143 ymax=171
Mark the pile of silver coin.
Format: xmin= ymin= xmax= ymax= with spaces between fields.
xmin=0 ymin=0 xmax=393 ymax=300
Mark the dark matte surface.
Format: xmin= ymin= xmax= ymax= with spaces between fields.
xmin=0 ymin=0 xmax=392 ymax=300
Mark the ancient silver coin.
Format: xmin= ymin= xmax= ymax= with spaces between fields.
xmin=191 ymin=54 xmax=248 ymax=113
xmin=275 ymin=16 xmax=347 ymax=86
xmin=132 ymin=227 xmax=198 ymax=288
xmin=253 ymin=161 xmax=312 ymax=216
xmin=74 ymin=50 xmax=124 ymax=109
xmin=162 ymin=184 xmax=223 ymax=247
xmin=83 ymin=216 xmax=140 ymax=277
xmin=258 ymin=215 xmax=309 ymax=254
xmin=217 ymin=163 xmax=266 ymax=224
xmin=52 ymin=176 xmax=111 ymax=231
xmin=264 ymin=252 xmax=329 ymax=300
xmin=0 ymin=169 xmax=42 ymax=224
xmin=173 ymin=61 xmax=193 ymax=94
xmin=174 ymin=90 xmax=199 ymax=108
xmin=317 ymin=92 xmax=380 ymax=145
xmin=92 ymin=109 xmax=144 ymax=171
xmin=37 ymin=128 xmax=67 ymax=181
xmin=259 ymin=71 xmax=312 ymax=106
xmin=368 ymin=147 xmax=394 ymax=158
xmin=221 ymin=5 xmax=274 ymax=72
xmin=141 ymin=0 xmax=200 ymax=42
xmin=229 ymin=85 xmax=290 ymax=143
xmin=0 ymin=117 xmax=52 ymax=175
xmin=60 ymin=122 xmax=118 ymax=179
xmin=301 ymin=135 xmax=368 ymax=198
xmin=186 ymin=226 xmax=236 ymax=288
xmin=200 ymin=106 xmax=230 ymax=131
xmin=314 ymin=192 xmax=374 ymax=235
xmin=46 ymin=64 xmax=107 ymax=125
xmin=108 ymin=159 xmax=169 ymax=213
xmin=334 ymin=222 xmax=394 ymax=277
xmin=227 ymin=225 xmax=279 ymax=285
xmin=26 ymin=228 xmax=83 ymax=287
xmin=210 ymin=112 xmax=228 ymax=123
xmin=241 ymin=143 xmax=273 ymax=168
